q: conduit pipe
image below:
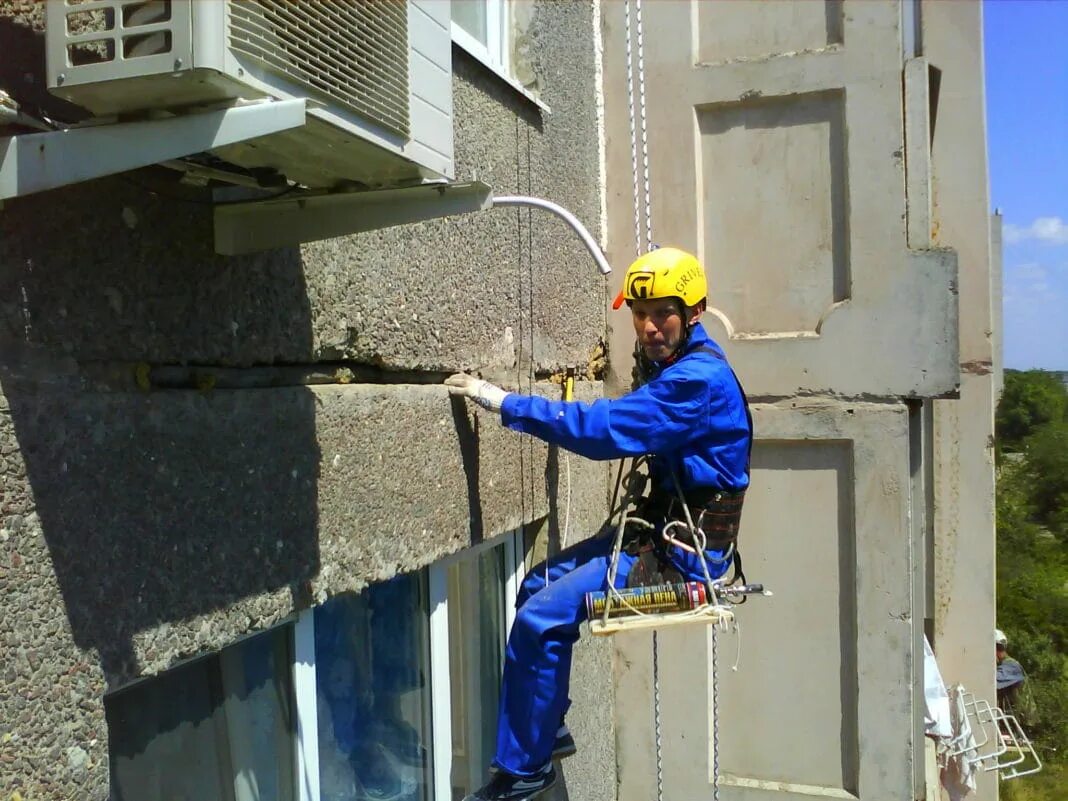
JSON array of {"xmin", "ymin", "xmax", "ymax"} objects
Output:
[{"xmin": 492, "ymin": 195, "xmax": 612, "ymax": 275}]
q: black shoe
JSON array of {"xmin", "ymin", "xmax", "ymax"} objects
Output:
[
  {"xmin": 551, "ymin": 726, "xmax": 577, "ymax": 760},
  {"xmin": 463, "ymin": 765, "xmax": 557, "ymax": 801}
]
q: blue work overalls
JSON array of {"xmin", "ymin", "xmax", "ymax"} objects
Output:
[{"xmin": 492, "ymin": 323, "xmax": 751, "ymax": 776}]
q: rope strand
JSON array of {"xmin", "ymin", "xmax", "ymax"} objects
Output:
[
  {"xmin": 654, "ymin": 630, "xmax": 665, "ymax": 801},
  {"xmin": 712, "ymin": 625, "xmax": 721, "ymax": 801},
  {"xmin": 626, "ymin": 5, "xmax": 668, "ymax": 800},
  {"xmin": 624, "ymin": 0, "xmax": 644, "ymax": 255},
  {"xmin": 635, "ymin": 0, "xmax": 653, "ymax": 249}
]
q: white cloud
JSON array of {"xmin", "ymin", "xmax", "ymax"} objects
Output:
[
  {"xmin": 1016, "ymin": 262, "xmax": 1048, "ymax": 290},
  {"xmin": 1003, "ymin": 263, "xmax": 1049, "ymax": 304},
  {"xmin": 1003, "ymin": 216, "xmax": 1068, "ymax": 245},
  {"xmin": 1003, "ymin": 260, "xmax": 1068, "ymax": 308}
]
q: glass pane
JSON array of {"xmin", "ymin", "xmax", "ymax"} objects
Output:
[
  {"xmin": 452, "ymin": 0, "xmax": 488, "ymax": 46},
  {"xmin": 106, "ymin": 627, "xmax": 295, "ymax": 801},
  {"xmin": 220, "ymin": 633, "xmax": 296, "ymax": 801},
  {"xmin": 448, "ymin": 545, "xmax": 507, "ymax": 799},
  {"xmin": 315, "ymin": 574, "xmax": 432, "ymax": 801}
]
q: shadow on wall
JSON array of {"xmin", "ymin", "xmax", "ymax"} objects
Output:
[
  {"xmin": 0, "ymin": 16, "xmax": 89, "ymax": 123},
  {"xmin": 0, "ymin": 168, "xmax": 321, "ymax": 688}
]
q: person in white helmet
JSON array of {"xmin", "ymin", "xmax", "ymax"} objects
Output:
[{"xmin": 995, "ymin": 629, "xmax": 1026, "ymax": 715}]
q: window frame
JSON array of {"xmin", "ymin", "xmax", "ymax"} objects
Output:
[
  {"xmin": 105, "ymin": 625, "xmax": 298, "ymax": 801},
  {"xmin": 449, "ymin": 0, "xmax": 551, "ymax": 112},
  {"xmin": 292, "ymin": 612, "xmax": 320, "ymax": 801},
  {"xmin": 428, "ymin": 529, "xmax": 524, "ymax": 801},
  {"xmin": 450, "ymin": 0, "xmax": 508, "ymax": 75},
  {"xmin": 288, "ymin": 528, "xmax": 525, "ymax": 801}
]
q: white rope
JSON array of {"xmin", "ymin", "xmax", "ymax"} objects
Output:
[
  {"xmin": 562, "ymin": 454, "xmax": 572, "ymax": 550},
  {"xmin": 712, "ymin": 625, "xmax": 721, "ymax": 801},
  {"xmin": 635, "ymin": 0, "xmax": 653, "ymax": 249},
  {"xmin": 653, "ymin": 629, "xmax": 664, "ymax": 801},
  {"xmin": 624, "ymin": 0, "xmax": 644, "ymax": 255},
  {"xmin": 625, "ymin": 4, "xmax": 667, "ymax": 799},
  {"xmin": 621, "ymin": 4, "xmax": 729, "ymax": 797}
]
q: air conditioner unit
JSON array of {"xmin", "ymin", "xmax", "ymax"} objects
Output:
[{"xmin": 45, "ymin": 0, "xmax": 453, "ymax": 189}]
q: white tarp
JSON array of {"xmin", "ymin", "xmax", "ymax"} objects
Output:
[{"xmin": 924, "ymin": 636, "xmax": 952, "ymax": 738}]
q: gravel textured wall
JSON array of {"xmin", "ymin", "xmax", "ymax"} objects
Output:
[{"xmin": 0, "ymin": 1, "xmax": 614, "ymax": 798}]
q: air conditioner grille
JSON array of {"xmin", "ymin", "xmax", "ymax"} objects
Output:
[{"xmin": 228, "ymin": 0, "xmax": 410, "ymax": 137}]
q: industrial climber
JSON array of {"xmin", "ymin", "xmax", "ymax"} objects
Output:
[{"xmin": 445, "ymin": 246, "xmax": 753, "ymax": 801}]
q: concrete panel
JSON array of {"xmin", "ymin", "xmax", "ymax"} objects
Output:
[
  {"xmin": 904, "ymin": 58, "xmax": 934, "ymax": 250},
  {"xmin": 615, "ymin": 399, "xmax": 915, "ymax": 801},
  {"xmin": 0, "ymin": 1, "xmax": 605, "ymax": 377},
  {"xmin": 697, "ymin": 91, "xmax": 847, "ymax": 335},
  {"xmin": 991, "ymin": 213, "xmax": 1003, "ymax": 399},
  {"xmin": 0, "ymin": 2, "xmax": 613, "ymax": 799},
  {"xmin": 716, "ymin": 441, "xmax": 857, "ymax": 791},
  {"xmin": 550, "ymin": 601, "xmax": 616, "ymax": 801},
  {"xmin": 695, "ymin": 0, "xmax": 843, "ymax": 65},
  {"xmin": 922, "ymin": 4, "xmax": 997, "ymax": 797},
  {"xmin": 602, "ymin": 0, "xmax": 960, "ymax": 399},
  {"xmin": 924, "ymin": 1, "xmax": 994, "ymax": 367},
  {"xmin": 0, "ymin": 376, "xmax": 609, "ymax": 799},
  {"xmin": 931, "ymin": 376, "xmax": 997, "ymax": 801}
]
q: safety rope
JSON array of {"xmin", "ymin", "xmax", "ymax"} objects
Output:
[
  {"xmin": 624, "ymin": 0, "xmax": 643, "ymax": 254},
  {"xmin": 653, "ymin": 629, "xmax": 664, "ymax": 801},
  {"xmin": 624, "ymin": 3, "xmax": 667, "ymax": 799},
  {"xmin": 635, "ymin": 0, "xmax": 653, "ymax": 251},
  {"xmin": 712, "ymin": 624, "xmax": 721, "ymax": 800},
  {"xmin": 621, "ymin": 1, "xmax": 721, "ymax": 797}
]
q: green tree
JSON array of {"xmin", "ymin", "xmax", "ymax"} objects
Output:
[
  {"xmin": 996, "ymin": 377, "xmax": 1068, "ymax": 796},
  {"xmin": 996, "ymin": 370, "xmax": 1068, "ymax": 451},
  {"xmin": 997, "ymin": 458, "xmax": 1068, "ymax": 773},
  {"xmin": 1022, "ymin": 420, "xmax": 1068, "ymax": 542}
]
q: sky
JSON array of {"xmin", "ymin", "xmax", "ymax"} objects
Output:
[{"xmin": 984, "ymin": 0, "xmax": 1068, "ymax": 370}]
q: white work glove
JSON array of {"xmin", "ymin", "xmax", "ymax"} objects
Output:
[{"xmin": 444, "ymin": 373, "xmax": 509, "ymax": 413}]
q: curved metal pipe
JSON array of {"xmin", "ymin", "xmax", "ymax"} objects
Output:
[{"xmin": 492, "ymin": 195, "xmax": 612, "ymax": 275}]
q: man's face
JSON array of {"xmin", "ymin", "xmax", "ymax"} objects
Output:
[
  {"xmin": 997, "ymin": 645, "xmax": 1007, "ymax": 663},
  {"xmin": 631, "ymin": 297, "xmax": 695, "ymax": 362}
]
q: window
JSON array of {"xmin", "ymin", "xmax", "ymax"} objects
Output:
[
  {"xmin": 443, "ymin": 539, "xmax": 519, "ymax": 799},
  {"xmin": 449, "ymin": 0, "xmax": 547, "ymax": 111},
  {"xmin": 106, "ymin": 532, "xmax": 524, "ymax": 801},
  {"xmin": 106, "ymin": 627, "xmax": 295, "ymax": 801},
  {"xmin": 308, "ymin": 534, "xmax": 522, "ymax": 801},
  {"xmin": 451, "ymin": 0, "xmax": 509, "ymax": 74},
  {"xmin": 313, "ymin": 573, "xmax": 433, "ymax": 801}
]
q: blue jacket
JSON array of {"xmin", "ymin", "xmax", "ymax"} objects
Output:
[{"xmin": 500, "ymin": 323, "xmax": 750, "ymax": 492}]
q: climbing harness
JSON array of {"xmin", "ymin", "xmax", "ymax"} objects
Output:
[{"xmin": 586, "ymin": 456, "xmax": 765, "ymax": 638}]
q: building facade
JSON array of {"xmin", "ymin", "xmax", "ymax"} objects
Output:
[
  {"xmin": 0, "ymin": 2, "xmax": 997, "ymax": 801},
  {"xmin": 602, "ymin": 3, "xmax": 999, "ymax": 800}
]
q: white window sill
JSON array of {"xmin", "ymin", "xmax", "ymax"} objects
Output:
[{"xmin": 450, "ymin": 23, "xmax": 551, "ymax": 114}]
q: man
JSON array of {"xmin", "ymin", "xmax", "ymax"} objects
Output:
[
  {"xmin": 445, "ymin": 247, "xmax": 752, "ymax": 801},
  {"xmin": 995, "ymin": 628, "xmax": 1026, "ymax": 715}
]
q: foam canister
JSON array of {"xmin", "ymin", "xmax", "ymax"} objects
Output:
[{"xmin": 585, "ymin": 581, "xmax": 708, "ymax": 620}]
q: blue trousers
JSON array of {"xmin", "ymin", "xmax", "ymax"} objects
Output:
[{"xmin": 493, "ymin": 531, "xmax": 731, "ymax": 776}]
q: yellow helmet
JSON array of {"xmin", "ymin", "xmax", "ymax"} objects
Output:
[{"xmin": 611, "ymin": 247, "xmax": 707, "ymax": 310}]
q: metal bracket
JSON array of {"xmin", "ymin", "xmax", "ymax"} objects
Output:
[
  {"xmin": 214, "ymin": 186, "xmax": 613, "ymax": 280},
  {"xmin": 214, "ymin": 180, "xmax": 495, "ymax": 255},
  {"xmin": 944, "ymin": 685, "xmax": 1043, "ymax": 781},
  {"xmin": 0, "ymin": 99, "xmax": 306, "ymax": 201}
]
